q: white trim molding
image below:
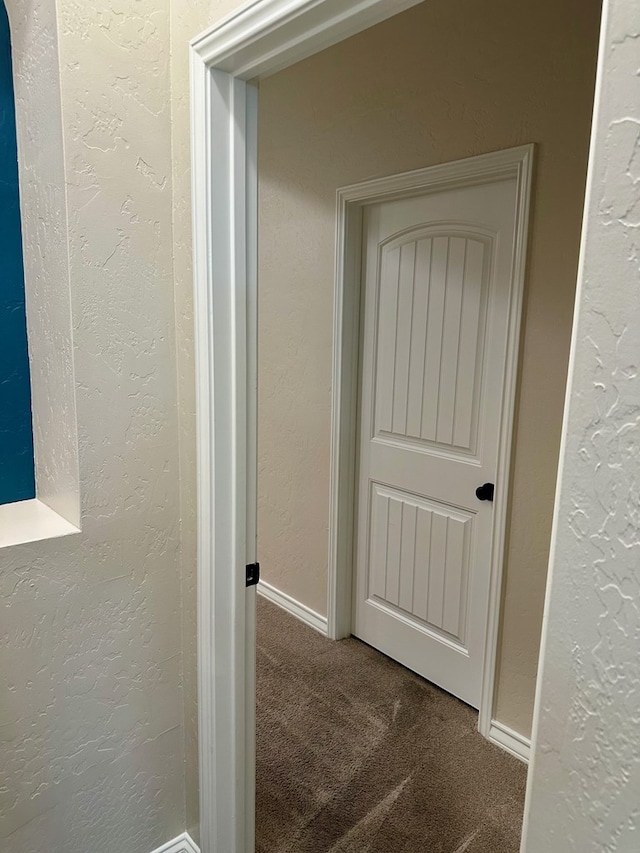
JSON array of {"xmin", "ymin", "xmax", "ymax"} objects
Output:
[
  {"xmin": 327, "ymin": 147, "xmax": 534, "ymax": 749},
  {"xmin": 190, "ymin": 54, "xmax": 258, "ymax": 853},
  {"xmin": 191, "ymin": 0, "xmax": 425, "ymax": 79},
  {"xmin": 258, "ymin": 580, "xmax": 328, "ymax": 635},
  {"xmin": 149, "ymin": 832, "xmax": 200, "ymax": 853},
  {"xmin": 489, "ymin": 721, "xmax": 531, "ymax": 764}
]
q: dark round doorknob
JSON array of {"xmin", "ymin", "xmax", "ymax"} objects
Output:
[{"xmin": 475, "ymin": 482, "xmax": 495, "ymax": 502}]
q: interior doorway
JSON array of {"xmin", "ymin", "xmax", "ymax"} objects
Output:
[
  {"xmin": 256, "ymin": 0, "xmax": 600, "ymax": 761},
  {"xmin": 256, "ymin": 146, "xmax": 535, "ymax": 850},
  {"xmin": 189, "ymin": 0, "xmax": 603, "ymax": 849}
]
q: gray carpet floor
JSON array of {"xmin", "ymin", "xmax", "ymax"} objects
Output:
[{"xmin": 256, "ymin": 596, "xmax": 527, "ymax": 853}]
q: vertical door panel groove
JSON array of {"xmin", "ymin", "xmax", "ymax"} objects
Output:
[
  {"xmin": 421, "ymin": 236, "xmax": 448, "ymax": 442},
  {"xmin": 410, "ymin": 239, "xmax": 432, "ymax": 438},
  {"xmin": 450, "ymin": 241, "xmax": 468, "ymax": 447},
  {"xmin": 454, "ymin": 239, "xmax": 485, "ymax": 450}
]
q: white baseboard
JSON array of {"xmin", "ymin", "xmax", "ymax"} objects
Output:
[
  {"xmin": 488, "ymin": 720, "xmax": 531, "ymax": 764},
  {"xmin": 258, "ymin": 579, "xmax": 328, "ymax": 635},
  {"xmin": 149, "ymin": 832, "xmax": 200, "ymax": 853}
]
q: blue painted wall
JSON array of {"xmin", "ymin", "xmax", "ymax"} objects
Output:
[{"xmin": 0, "ymin": 1, "xmax": 35, "ymax": 505}]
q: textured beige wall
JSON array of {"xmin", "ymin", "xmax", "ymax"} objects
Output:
[
  {"xmin": 257, "ymin": 0, "xmax": 601, "ymax": 737},
  {"xmin": 1, "ymin": 2, "xmax": 184, "ymax": 851},
  {"xmin": 523, "ymin": 0, "xmax": 640, "ymax": 844}
]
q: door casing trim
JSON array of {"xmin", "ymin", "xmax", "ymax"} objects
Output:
[{"xmin": 327, "ymin": 147, "xmax": 534, "ymax": 746}]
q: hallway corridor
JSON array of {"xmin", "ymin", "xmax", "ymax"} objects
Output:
[{"xmin": 256, "ymin": 597, "xmax": 526, "ymax": 853}]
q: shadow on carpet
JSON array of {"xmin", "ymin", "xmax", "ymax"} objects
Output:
[{"xmin": 257, "ymin": 597, "xmax": 527, "ymax": 853}]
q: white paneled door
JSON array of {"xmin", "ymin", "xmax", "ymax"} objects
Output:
[{"xmin": 354, "ymin": 177, "xmax": 519, "ymax": 707}]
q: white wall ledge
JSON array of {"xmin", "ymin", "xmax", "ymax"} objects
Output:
[{"xmin": 0, "ymin": 498, "xmax": 80, "ymax": 549}]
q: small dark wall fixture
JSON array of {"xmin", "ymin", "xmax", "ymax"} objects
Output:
[{"xmin": 0, "ymin": 1, "xmax": 35, "ymax": 505}]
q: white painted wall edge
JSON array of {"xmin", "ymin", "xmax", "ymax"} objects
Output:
[
  {"xmin": 489, "ymin": 720, "xmax": 531, "ymax": 764},
  {"xmin": 148, "ymin": 832, "xmax": 200, "ymax": 853},
  {"xmin": 0, "ymin": 498, "xmax": 80, "ymax": 549},
  {"xmin": 258, "ymin": 580, "xmax": 328, "ymax": 635}
]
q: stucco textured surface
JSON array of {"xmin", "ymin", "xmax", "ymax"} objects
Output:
[
  {"xmin": 1, "ymin": 2, "xmax": 184, "ymax": 852},
  {"xmin": 522, "ymin": 1, "xmax": 640, "ymax": 850},
  {"xmin": 257, "ymin": 0, "xmax": 600, "ymax": 738}
]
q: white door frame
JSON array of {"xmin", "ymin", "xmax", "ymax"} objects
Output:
[
  {"xmin": 189, "ymin": 1, "xmax": 607, "ymax": 851},
  {"xmin": 326, "ymin": 147, "xmax": 534, "ymax": 754}
]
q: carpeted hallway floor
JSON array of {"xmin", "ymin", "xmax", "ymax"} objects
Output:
[{"xmin": 256, "ymin": 596, "xmax": 527, "ymax": 853}]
